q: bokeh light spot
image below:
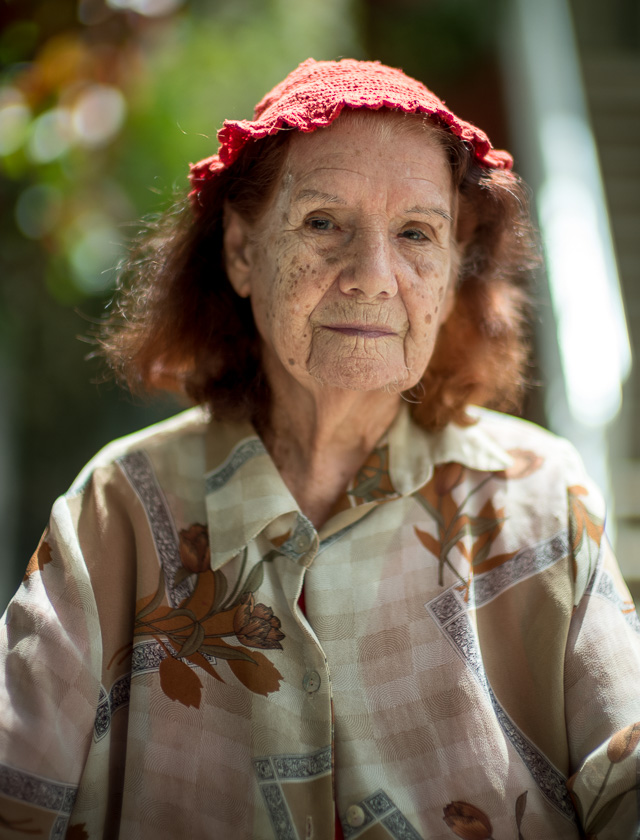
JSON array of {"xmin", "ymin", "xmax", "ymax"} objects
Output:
[
  {"xmin": 27, "ymin": 108, "xmax": 73, "ymax": 163},
  {"xmin": 68, "ymin": 212, "xmax": 123, "ymax": 294},
  {"xmin": 106, "ymin": 0, "xmax": 186, "ymax": 17},
  {"xmin": 0, "ymin": 89, "xmax": 31, "ymax": 155},
  {"xmin": 15, "ymin": 184, "xmax": 63, "ymax": 239},
  {"xmin": 72, "ymin": 84, "xmax": 126, "ymax": 148}
]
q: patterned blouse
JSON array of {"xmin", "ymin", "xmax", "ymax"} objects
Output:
[{"xmin": 1, "ymin": 405, "xmax": 639, "ymax": 840}]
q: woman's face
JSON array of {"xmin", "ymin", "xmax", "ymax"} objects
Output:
[{"xmin": 224, "ymin": 112, "xmax": 458, "ymax": 398}]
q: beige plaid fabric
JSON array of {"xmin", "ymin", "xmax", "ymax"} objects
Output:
[{"xmin": 1, "ymin": 405, "xmax": 640, "ymax": 839}]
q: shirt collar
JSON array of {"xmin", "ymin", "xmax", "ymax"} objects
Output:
[
  {"xmin": 203, "ymin": 406, "xmax": 512, "ymax": 571},
  {"xmin": 203, "ymin": 420, "xmax": 304, "ymax": 571},
  {"xmin": 390, "ymin": 404, "xmax": 513, "ymax": 493}
]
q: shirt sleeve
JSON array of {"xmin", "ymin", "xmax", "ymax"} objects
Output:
[
  {"xmin": 564, "ymin": 477, "xmax": 640, "ymax": 838},
  {"xmin": 0, "ymin": 493, "xmax": 102, "ymax": 838}
]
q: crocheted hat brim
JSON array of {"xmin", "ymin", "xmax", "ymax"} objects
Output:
[{"xmin": 189, "ymin": 58, "xmax": 513, "ymax": 196}]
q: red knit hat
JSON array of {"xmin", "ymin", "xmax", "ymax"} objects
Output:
[{"xmin": 189, "ymin": 58, "xmax": 513, "ymax": 196}]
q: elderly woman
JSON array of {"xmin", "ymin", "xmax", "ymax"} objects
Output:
[{"xmin": 1, "ymin": 59, "xmax": 639, "ymax": 840}]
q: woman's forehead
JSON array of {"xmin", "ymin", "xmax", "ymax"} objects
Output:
[{"xmin": 279, "ymin": 112, "xmax": 453, "ymax": 203}]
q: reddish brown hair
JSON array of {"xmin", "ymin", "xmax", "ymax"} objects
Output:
[{"xmin": 98, "ymin": 112, "xmax": 538, "ymax": 431}]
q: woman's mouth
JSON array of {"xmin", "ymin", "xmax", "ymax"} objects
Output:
[{"xmin": 324, "ymin": 324, "xmax": 395, "ymax": 339}]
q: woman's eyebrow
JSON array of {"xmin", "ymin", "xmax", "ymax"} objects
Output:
[
  {"xmin": 404, "ymin": 205, "xmax": 453, "ymax": 223},
  {"xmin": 293, "ymin": 188, "xmax": 347, "ymax": 206}
]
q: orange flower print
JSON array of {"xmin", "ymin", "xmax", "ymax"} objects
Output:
[
  {"xmin": 158, "ymin": 648, "xmax": 204, "ymax": 708},
  {"xmin": 581, "ymin": 722, "xmax": 640, "ymax": 834},
  {"xmin": 347, "ymin": 445, "xmax": 396, "ymax": 504},
  {"xmin": 607, "ymin": 722, "xmax": 640, "ymax": 763},
  {"xmin": 23, "ymin": 534, "xmax": 53, "ymax": 581},
  {"xmin": 414, "ymin": 466, "xmax": 514, "ymax": 590},
  {"xmin": 108, "ymin": 549, "xmax": 285, "ymax": 705},
  {"xmin": 179, "ymin": 523, "xmax": 210, "ymax": 573},
  {"xmin": 66, "ymin": 824, "xmax": 89, "ymax": 840},
  {"xmin": 501, "ymin": 449, "xmax": 544, "ymax": 480},
  {"xmin": 568, "ymin": 486, "xmax": 604, "ymax": 553},
  {"xmin": 443, "ymin": 802, "xmax": 494, "ymax": 840},
  {"xmin": 233, "ymin": 592, "xmax": 285, "ymax": 650},
  {"xmin": 568, "ymin": 485, "xmax": 603, "ymax": 583},
  {"xmin": 434, "ymin": 462, "xmax": 465, "ymax": 496}
]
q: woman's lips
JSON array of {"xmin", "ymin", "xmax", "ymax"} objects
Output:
[{"xmin": 324, "ymin": 325, "xmax": 396, "ymax": 338}]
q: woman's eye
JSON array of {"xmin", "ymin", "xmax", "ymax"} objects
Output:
[
  {"xmin": 401, "ymin": 228, "xmax": 428, "ymax": 241},
  {"xmin": 307, "ymin": 217, "xmax": 335, "ymax": 232}
]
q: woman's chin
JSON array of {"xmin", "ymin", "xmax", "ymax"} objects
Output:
[{"xmin": 307, "ymin": 358, "xmax": 412, "ymax": 394}]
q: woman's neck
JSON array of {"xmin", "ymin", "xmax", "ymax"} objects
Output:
[{"xmin": 257, "ymin": 381, "xmax": 401, "ymax": 528}]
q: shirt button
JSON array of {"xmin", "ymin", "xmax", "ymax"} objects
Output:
[
  {"xmin": 346, "ymin": 805, "xmax": 365, "ymax": 827},
  {"xmin": 293, "ymin": 532, "xmax": 312, "ymax": 553},
  {"xmin": 302, "ymin": 671, "xmax": 320, "ymax": 693}
]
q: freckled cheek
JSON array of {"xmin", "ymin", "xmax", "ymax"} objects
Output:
[
  {"xmin": 274, "ymin": 284, "xmax": 318, "ymax": 320},
  {"xmin": 265, "ymin": 289, "xmax": 316, "ymax": 356}
]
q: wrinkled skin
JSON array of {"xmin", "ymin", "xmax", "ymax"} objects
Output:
[{"xmin": 224, "ymin": 112, "xmax": 458, "ymax": 401}]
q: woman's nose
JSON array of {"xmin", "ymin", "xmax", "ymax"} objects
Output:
[{"xmin": 337, "ymin": 228, "xmax": 399, "ymax": 299}]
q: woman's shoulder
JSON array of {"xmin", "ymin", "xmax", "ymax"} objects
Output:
[
  {"xmin": 44, "ymin": 407, "xmax": 215, "ymax": 586},
  {"xmin": 468, "ymin": 407, "xmax": 586, "ymax": 466},
  {"xmin": 66, "ymin": 406, "xmax": 211, "ymax": 498},
  {"xmin": 465, "ymin": 407, "xmax": 606, "ymax": 516}
]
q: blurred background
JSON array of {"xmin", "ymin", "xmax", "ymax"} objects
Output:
[{"xmin": 0, "ymin": 0, "xmax": 638, "ymax": 610}]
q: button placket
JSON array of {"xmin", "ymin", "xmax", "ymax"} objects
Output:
[{"xmin": 302, "ymin": 670, "xmax": 321, "ymax": 694}]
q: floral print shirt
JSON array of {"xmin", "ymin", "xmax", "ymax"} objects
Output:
[{"xmin": 1, "ymin": 405, "xmax": 640, "ymax": 840}]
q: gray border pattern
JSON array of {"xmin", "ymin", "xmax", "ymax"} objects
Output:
[
  {"xmin": 52, "ymin": 814, "xmax": 70, "ymax": 840},
  {"xmin": 260, "ymin": 783, "xmax": 297, "ymax": 840},
  {"xmin": 93, "ymin": 640, "xmax": 217, "ymax": 741},
  {"xmin": 94, "ymin": 684, "xmax": 110, "ymax": 740},
  {"xmin": 253, "ymin": 747, "xmax": 332, "ymax": 783},
  {"xmin": 589, "ymin": 568, "xmax": 640, "ymax": 635},
  {"xmin": 277, "ymin": 515, "xmax": 318, "ymax": 563},
  {"xmin": 130, "ymin": 637, "xmax": 215, "ymax": 673},
  {"xmin": 381, "ymin": 810, "xmax": 424, "ymax": 840},
  {"xmin": 0, "ymin": 760, "xmax": 77, "ymax": 838},
  {"xmin": 272, "ymin": 749, "xmax": 332, "ymax": 780},
  {"xmin": 427, "ymin": 581, "xmax": 576, "ymax": 822},
  {"xmin": 93, "ymin": 674, "xmax": 131, "ymax": 742},
  {"xmin": 316, "ymin": 508, "xmax": 378, "ymax": 556},
  {"xmin": 253, "ymin": 747, "xmax": 332, "ymax": 840},
  {"xmin": 0, "ymin": 762, "xmax": 77, "ymax": 813},
  {"xmin": 205, "ymin": 438, "xmax": 266, "ymax": 493},
  {"xmin": 131, "ymin": 637, "xmax": 175, "ymax": 673},
  {"xmin": 472, "ymin": 532, "xmax": 570, "ymax": 607},
  {"xmin": 118, "ymin": 451, "xmax": 191, "ymax": 607},
  {"xmin": 365, "ymin": 791, "xmax": 394, "ymax": 818}
]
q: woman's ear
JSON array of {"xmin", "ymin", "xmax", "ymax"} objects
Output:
[{"xmin": 223, "ymin": 207, "xmax": 253, "ymax": 298}]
